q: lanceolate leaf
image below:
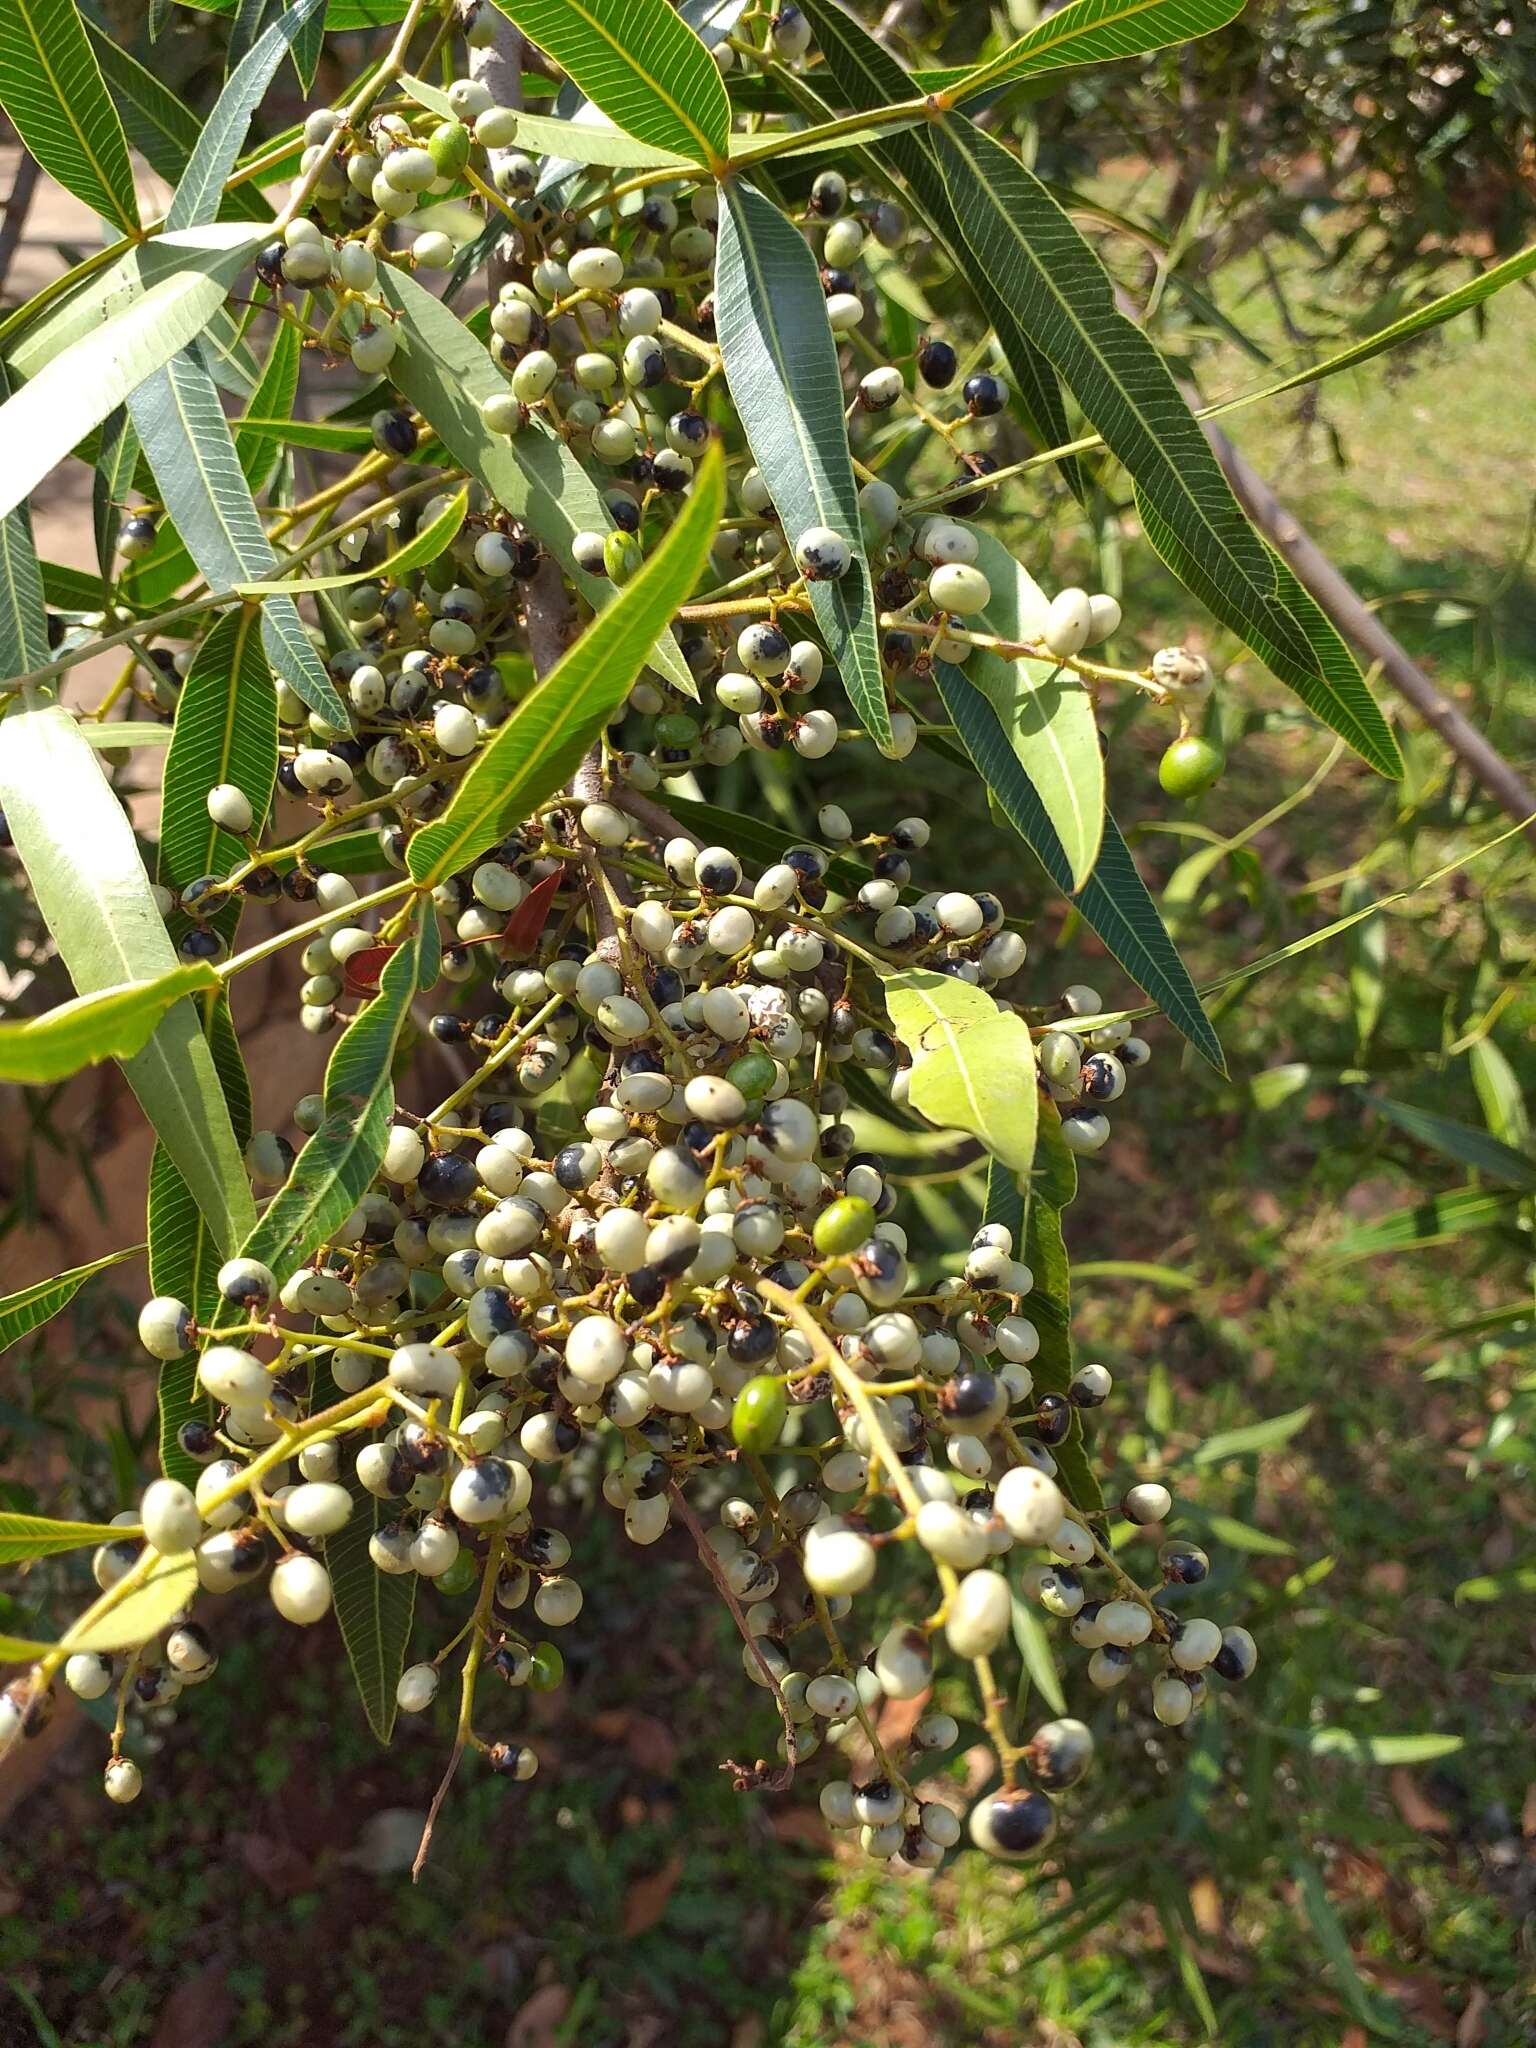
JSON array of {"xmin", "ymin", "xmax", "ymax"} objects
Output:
[
  {"xmin": 713, "ymin": 180, "xmax": 893, "ymax": 752},
  {"xmin": 409, "ymin": 446, "xmax": 724, "ymax": 886},
  {"xmin": 398, "ymin": 77, "xmax": 692, "ymax": 168},
  {"xmin": 0, "ymin": 1245, "xmax": 140, "ymax": 1357},
  {"xmin": 0, "ymin": 0, "xmax": 138, "ymax": 232},
  {"xmin": 0, "ymin": 361, "xmax": 49, "ymax": 684},
  {"xmin": 1370, "ymin": 1097, "xmax": 1536, "ymax": 1190},
  {"xmin": 0, "ymin": 228, "xmax": 265, "ymax": 527},
  {"xmin": 1328, "ymin": 1185, "xmax": 1524, "ymax": 1261},
  {"xmin": 930, "ymin": 114, "xmax": 1400, "ymax": 776},
  {"xmin": 166, "ymin": 0, "xmax": 325, "ymax": 229},
  {"xmin": 0, "ymin": 964, "xmax": 222, "ymax": 1083},
  {"xmin": 231, "ymin": 915, "xmax": 440, "ymax": 1289},
  {"xmin": 0, "ymin": 1510, "xmax": 144, "ymax": 1562},
  {"xmin": 313, "ymin": 1358, "xmax": 414, "ymax": 1744},
  {"xmin": 958, "ymin": 519, "xmax": 1104, "ymax": 887},
  {"xmin": 0, "ymin": 696, "xmax": 255, "ymax": 1254},
  {"xmin": 377, "ymin": 262, "xmax": 695, "ymax": 696},
  {"xmin": 935, "ymin": 659, "xmax": 1225, "ymax": 1071},
  {"xmin": 927, "ymin": 0, "xmax": 1246, "ymax": 99},
  {"xmin": 238, "ymin": 488, "xmax": 468, "ymax": 596},
  {"xmin": 128, "ymin": 347, "xmax": 349, "ymax": 727},
  {"xmin": 151, "ymin": 995, "xmax": 251, "ymax": 1483},
  {"xmin": 92, "ymin": 406, "xmax": 141, "ymax": 586},
  {"xmin": 238, "ymin": 314, "xmax": 301, "ymax": 496},
  {"xmin": 158, "ymin": 607, "xmax": 277, "ymax": 935},
  {"xmin": 485, "ymin": 0, "xmax": 730, "ymax": 167},
  {"xmin": 1020, "ymin": 1193, "xmax": 1102, "ymax": 1513},
  {"xmin": 63, "ymin": 1551, "xmax": 200, "ymax": 1653},
  {"xmin": 880, "ymin": 968, "xmax": 1038, "ymax": 1174},
  {"xmin": 796, "ymin": 1, "xmax": 1078, "ymax": 493},
  {"xmin": 82, "ymin": 14, "xmax": 268, "ymax": 219}
]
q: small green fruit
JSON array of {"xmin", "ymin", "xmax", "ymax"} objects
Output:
[
  {"xmin": 1158, "ymin": 734, "xmax": 1225, "ymax": 799},
  {"xmin": 813, "ymin": 1195, "xmax": 877, "ymax": 1258},
  {"xmin": 732, "ymin": 1374, "xmax": 788, "ymax": 1453},
  {"xmin": 435, "ymin": 1550, "xmax": 478, "ymax": 1597},
  {"xmin": 528, "ymin": 1641, "xmax": 565, "ymax": 1692},
  {"xmin": 603, "ymin": 530, "xmax": 642, "ymax": 583},
  {"xmin": 427, "ymin": 120, "xmax": 470, "ymax": 177}
]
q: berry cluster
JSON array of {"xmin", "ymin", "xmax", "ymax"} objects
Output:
[{"xmin": 3, "ymin": 10, "xmax": 1255, "ymax": 1866}]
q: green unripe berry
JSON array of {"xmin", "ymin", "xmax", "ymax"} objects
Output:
[
  {"xmin": 435, "ymin": 1549, "xmax": 479, "ymax": 1597},
  {"xmin": 427, "ymin": 120, "xmax": 470, "ymax": 177},
  {"xmin": 528, "ymin": 1641, "xmax": 565, "ymax": 1691},
  {"xmin": 603, "ymin": 531, "xmax": 642, "ymax": 583},
  {"xmin": 725, "ymin": 1050, "xmax": 777, "ymax": 1098},
  {"xmin": 813, "ymin": 1195, "xmax": 877, "ymax": 1257},
  {"xmin": 732, "ymin": 1374, "xmax": 788, "ymax": 1452},
  {"xmin": 1158, "ymin": 734, "xmax": 1225, "ymax": 799},
  {"xmin": 653, "ymin": 711, "xmax": 698, "ymax": 748}
]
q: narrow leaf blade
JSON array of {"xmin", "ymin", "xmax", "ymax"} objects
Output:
[
  {"xmin": 880, "ymin": 968, "xmax": 1038, "ymax": 1173},
  {"xmin": 0, "ymin": 1245, "xmax": 140, "ymax": 1356},
  {"xmin": 0, "ymin": 0, "xmax": 138, "ymax": 231}
]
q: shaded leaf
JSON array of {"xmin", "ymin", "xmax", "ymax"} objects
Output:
[
  {"xmin": 82, "ymin": 16, "xmax": 270, "ymax": 220},
  {"xmin": 1190, "ymin": 1405, "xmax": 1312, "ymax": 1464},
  {"xmin": 1371, "ymin": 1097, "xmax": 1536, "ymax": 1190},
  {"xmin": 713, "ymin": 180, "xmax": 891, "ymax": 750},
  {"xmin": 1020, "ymin": 1191, "xmax": 1102, "ymax": 1512},
  {"xmin": 0, "ymin": 0, "xmax": 137, "ymax": 231},
  {"xmin": 64, "ymin": 1550, "xmax": 200, "ymax": 1653},
  {"xmin": 485, "ymin": 0, "xmax": 730, "ymax": 165},
  {"xmin": 409, "ymin": 444, "xmax": 724, "ymax": 886},
  {"xmin": 0, "ymin": 1245, "xmax": 140, "ymax": 1356},
  {"xmin": 238, "ymin": 487, "xmax": 468, "ymax": 595},
  {"xmin": 166, "ymin": 0, "xmax": 325, "ymax": 229},
  {"xmin": 1010, "ymin": 1591, "xmax": 1067, "ymax": 1715},
  {"xmin": 0, "ymin": 358, "xmax": 49, "ymax": 683}
]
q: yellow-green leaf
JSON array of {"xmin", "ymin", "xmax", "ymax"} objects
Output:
[
  {"xmin": 881, "ymin": 968, "xmax": 1038, "ymax": 1173},
  {"xmin": 63, "ymin": 1549, "xmax": 200, "ymax": 1654}
]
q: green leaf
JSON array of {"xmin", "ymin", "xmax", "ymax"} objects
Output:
[
  {"xmin": 158, "ymin": 607, "xmax": 277, "ymax": 939},
  {"xmin": 236, "ymin": 310, "xmax": 302, "ymax": 497},
  {"xmin": 1190, "ymin": 1405, "xmax": 1313, "ymax": 1465},
  {"xmin": 983, "ymin": 1150, "xmax": 1025, "ymax": 1243},
  {"xmin": 0, "ymin": 1245, "xmax": 140, "ymax": 1356},
  {"xmin": 166, "ymin": 0, "xmax": 324, "ymax": 229},
  {"xmin": 1288, "ymin": 1852, "xmax": 1392, "ymax": 2032},
  {"xmin": 934, "ymin": 660, "xmax": 1225, "ymax": 1070},
  {"xmin": 713, "ymin": 180, "xmax": 892, "ymax": 751},
  {"xmin": 233, "ymin": 414, "xmax": 376, "ymax": 455},
  {"xmin": 880, "ymin": 968, "xmax": 1037, "ymax": 1173},
  {"xmin": 0, "ymin": 360, "xmax": 49, "ymax": 684},
  {"xmin": 957, "ymin": 519, "xmax": 1103, "ymax": 886},
  {"xmin": 376, "ymin": 262, "xmax": 695, "ymax": 698},
  {"xmin": 401, "ymin": 77, "xmax": 692, "ymax": 167},
  {"xmin": 83, "ymin": 722, "xmax": 173, "ymax": 751},
  {"xmin": 1454, "ymin": 1561, "xmax": 1536, "ymax": 1605},
  {"xmin": 0, "ymin": 226, "xmax": 265, "ymax": 527},
  {"xmin": 797, "ymin": 1, "xmax": 1078, "ymax": 492},
  {"xmin": 1329, "ymin": 1184, "xmax": 1524, "ymax": 1261},
  {"xmin": 92, "ymin": 405, "xmax": 142, "ymax": 586},
  {"xmin": 313, "ymin": 1359, "xmax": 415, "ymax": 1743},
  {"xmin": 927, "ymin": 112, "xmax": 1399, "ymax": 777},
  {"xmin": 0, "ymin": 967, "xmax": 229, "ymax": 1083},
  {"xmin": 1283, "ymin": 1727, "xmax": 1464, "ymax": 1766},
  {"xmin": 1341, "ymin": 875, "xmax": 1385, "ymax": 1049},
  {"xmin": 930, "ymin": 0, "xmax": 1245, "ymax": 99},
  {"xmin": 1072, "ymin": 1259, "xmax": 1194, "ymax": 1288},
  {"xmin": 1009, "ymin": 1592, "xmax": 1067, "ymax": 1715},
  {"xmin": 1370, "ymin": 1097, "xmax": 1536, "ymax": 1190},
  {"xmin": 1020, "ymin": 1193, "xmax": 1102, "ymax": 1512},
  {"xmin": 0, "ymin": 695, "xmax": 255, "ymax": 1254},
  {"xmin": 1134, "ymin": 490, "xmax": 1402, "ymax": 778},
  {"xmin": 0, "ymin": 0, "xmax": 138, "ymax": 231},
  {"xmin": 1469, "ymin": 1037, "xmax": 1530, "ymax": 1156},
  {"xmin": 63, "ymin": 1550, "xmax": 200, "ymax": 1653},
  {"xmin": 229, "ymin": 915, "xmax": 439, "ymax": 1290},
  {"xmin": 409, "ymin": 446, "xmax": 724, "ymax": 886},
  {"xmin": 0, "ymin": 1509, "xmax": 143, "ymax": 1563},
  {"xmin": 485, "ymin": 0, "xmax": 729, "ymax": 166},
  {"xmin": 128, "ymin": 347, "xmax": 350, "ymax": 728},
  {"xmin": 237, "ymin": 487, "xmax": 468, "ymax": 596},
  {"xmin": 82, "ymin": 17, "xmax": 270, "ymax": 220}
]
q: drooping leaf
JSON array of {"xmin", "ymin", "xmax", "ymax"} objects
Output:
[
  {"xmin": 409, "ymin": 445, "xmax": 724, "ymax": 886},
  {"xmin": 1020, "ymin": 1192, "xmax": 1102, "ymax": 1512},
  {"xmin": 1328, "ymin": 1185, "xmax": 1524, "ymax": 1261},
  {"xmin": 0, "ymin": 0, "xmax": 138, "ymax": 231},
  {"xmin": 312, "ymin": 1357, "xmax": 414, "ymax": 1744},
  {"xmin": 376, "ymin": 262, "xmax": 695, "ymax": 697},
  {"xmin": 81, "ymin": 14, "xmax": 270, "ymax": 219},
  {"xmin": 0, "ymin": 359, "xmax": 49, "ymax": 684},
  {"xmin": 956, "ymin": 519, "xmax": 1104, "ymax": 886},
  {"xmin": 1369, "ymin": 1097, "xmax": 1536, "ymax": 1190},
  {"xmin": 158, "ymin": 607, "xmax": 277, "ymax": 945},
  {"xmin": 0, "ymin": 965, "xmax": 227, "ymax": 1083},
  {"xmin": 713, "ymin": 180, "xmax": 892, "ymax": 751},
  {"xmin": 0, "ymin": 1245, "xmax": 140, "ymax": 1356},
  {"xmin": 880, "ymin": 968, "xmax": 1038, "ymax": 1173},
  {"xmin": 237, "ymin": 487, "xmax": 468, "ymax": 596},
  {"xmin": 1189, "ymin": 1405, "xmax": 1313, "ymax": 1464},
  {"xmin": 63, "ymin": 1550, "xmax": 200, "ymax": 1653},
  {"xmin": 0, "ymin": 696, "xmax": 255, "ymax": 1254},
  {"xmin": 0, "ymin": 227, "xmax": 265, "ymax": 527},
  {"xmin": 934, "ymin": 660, "xmax": 1224, "ymax": 1070},
  {"xmin": 929, "ymin": 112, "xmax": 1400, "ymax": 776},
  {"xmin": 797, "ymin": 0, "xmax": 1078, "ymax": 492},
  {"xmin": 484, "ymin": 0, "xmax": 730, "ymax": 166},
  {"xmin": 128, "ymin": 346, "xmax": 349, "ymax": 727},
  {"xmin": 0, "ymin": 1509, "xmax": 144, "ymax": 1562},
  {"xmin": 166, "ymin": 0, "xmax": 325, "ymax": 228},
  {"xmin": 227, "ymin": 914, "xmax": 439, "ymax": 1290},
  {"xmin": 924, "ymin": 0, "xmax": 1246, "ymax": 98}
]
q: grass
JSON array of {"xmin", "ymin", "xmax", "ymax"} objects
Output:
[{"xmin": 3, "ymin": 209, "xmax": 1535, "ymax": 2048}]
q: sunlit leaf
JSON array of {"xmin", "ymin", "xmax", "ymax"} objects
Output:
[
  {"xmin": 0, "ymin": 0, "xmax": 138, "ymax": 231},
  {"xmin": 880, "ymin": 968, "xmax": 1037, "ymax": 1173},
  {"xmin": 0, "ymin": 1245, "xmax": 141, "ymax": 1357}
]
